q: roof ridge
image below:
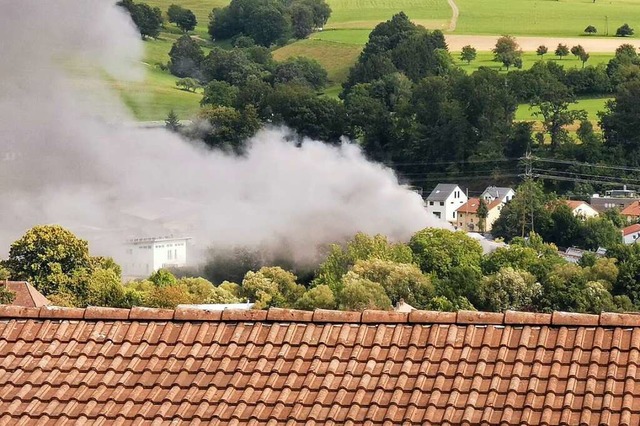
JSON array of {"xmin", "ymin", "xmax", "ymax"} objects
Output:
[{"xmin": 1, "ymin": 306, "xmax": 639, "ymax": 327}]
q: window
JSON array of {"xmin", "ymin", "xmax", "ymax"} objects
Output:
[
  {"xmin": 434, "ymin": 212, "xmax": 441, "ymax": 219},
  {"xmin": 175, "ymin": 249, "xmax": 178, "ymax": 259},
  {"xmin": 452, "ymin": 212, "xmax": 456, "ymax": 218},
  {"xmin": 167, "ymin": 250, "xmax": 172, "ymax": 260},
  {"xmin": 429, "ymin": 201, "xmax": 434, "ymax": 206},
  {"xmin": 440, "ymin": 202, "xmax": 444, "ymax": 206}
]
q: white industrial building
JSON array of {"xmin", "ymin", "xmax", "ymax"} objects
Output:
[{"xmin": 123, "ymin": 236, "xmax": 191, "ymax": 278}]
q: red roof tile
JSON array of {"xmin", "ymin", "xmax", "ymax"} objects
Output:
[
  {"xmin": 1, "ymin": 308, "xmax": 640, "ymax": 425},
  {"xmin": 457, "ymin": 198, "xmax": 502, "ymax": 214},
  {"xmin": 621, "ymin": 201, "xmax": 640, "ymax": 217},
  {"xmin": 1, "ymin": 281, "xmax": 50, "ymax": 308},
  {"xmin": 622, "ymin": 223, "xmax": 640, "ymax": 236}
]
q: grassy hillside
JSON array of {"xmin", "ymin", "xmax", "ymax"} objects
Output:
[
  {"xmin": 145, "ymin": 0, "xmax": 227, "ymax": 37},
  {"xmin": 455, "ymin": 0, "xmax": 640, "ymax": 37}
]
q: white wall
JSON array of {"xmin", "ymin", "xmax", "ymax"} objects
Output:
[
  {"xmin": 426, "ymin": 186, "xmax": 467, "ymax": 223},
  {"xmin": 123, "ymin": 238, "xmax": 190, "ymax": 278},
  {"xmin": 624, "ymin": 232, "xmax": 640, "ymax": 245}
]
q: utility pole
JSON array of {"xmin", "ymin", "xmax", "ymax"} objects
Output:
[{"xmin": 605, "ymin": 15, "xmax": 609, "ymax": 36}]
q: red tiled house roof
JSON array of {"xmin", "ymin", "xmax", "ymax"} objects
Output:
[
  {"xmin": 2, "ymin": 281, "xmax": 50, "ymax": 307},
  {"xmin": 623, "ymin": 223, "xmax": 640, "ymax": 236},
  {"xmin": 1, "ymin": 306, "xmax": 640, "ymax": 425},
  {"xmin": 621, "ymin": 201, "xmax": 640, "ymax": 217}
]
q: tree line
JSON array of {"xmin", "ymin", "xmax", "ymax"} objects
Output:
[{"xmin": 2, "ymin": 223, "xmax": 639, "ymax": 314}]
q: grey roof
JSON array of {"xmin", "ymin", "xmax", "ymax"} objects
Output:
[
  {"xmin": 482, "ymin": 186, "xmax": 514, "ymax": 199},
  {"xmin": 426, "ymin": 184, "xmax": 460, "ymax": 201}
]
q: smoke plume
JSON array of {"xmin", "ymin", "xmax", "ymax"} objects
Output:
[{"xmin": 0, "ymin": 1, "xmax": 442, "ymax": 266}]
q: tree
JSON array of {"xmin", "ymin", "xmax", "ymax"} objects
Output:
[
  {"xmin": 176, "ymin": 78, "xmax": 200, "ymax": 92},
  {"xmin": 584, "ymin": 25, "xmax": 597, "ymax": 35},
  {"xmin": 349, "ymin": 259, "xmax": 434, "ymax": 308},
  {"xmin": 536, "ymin": 45, "xmax": 548, "ymax": 58},
  {"xmin": 274, "ymin": 57, "xmax": 328, "ymax": 90},
  {"xmin": 206, "ymin": 286, "xmax": 241, "ymax": 303},
  {"xmin": 555, "ymin": 43, "xmax": 569, "ymax": 60},
  {"xmin": 167, "ymin": 4, "xmax": 183, "ymax": 23},
  {"xmin": 168, "ymin": 35, "xmax": 204, "ymax": 78},
  {"xmin": 492, "ymin": 35, "xmax": 522, "ymax": 70},
  {"xmin": 201, "ymin": 80, "xmax": 239, "ymax": 107},
  {"xmin": 145, "ymin": 283, "xmax": 193, "ymax": 308},
  {"xmin": 339, "ymin": 272, "xmax": 392, "ymax": 311},
  {"xmin": 477, "ymin": 199, "xmax": 489, "ymax": 233},
  {"xmin": 571, "ymin": 45, "xmax": 590, "ymax": 67},
  {"xmin": 532, "ymin": 82, "xmax": 586, "ymax": 148},
  {"xmin": 616, "ymin": 24, "xmax": 634, "ymax": 37},
  {"xmin": 290, "ymin": 3, "xmax": 314, "ymax": 38},
  {"xmin": 600, "ymin": 80, "xmax": 640, "ymax": 164},
  {"xmin": 409, "ymin": 228, "xmax": 483, "ymax": 278},
  {"xmin": 165, "ymin": 109, "xmax": 181, "ymax": 131},
  {"xmin": 477, "ymin": 267, "xmax": 542, "ymax": 312},
  {"xmin": 0, "ymin": 266, "xmax": 10, "ymax": 280},
  {"xmin": 118, "ymin": 1, "xmax": 163, "ymax": 39},
  {"xmin": 198, "ymin": 105, "xmax": 261, "ymax": 152},
  {"xmin": 86, "ymin": 268, "xmax": 126, "ymax": 307},
  {"xmin": 313, "ymin": 233, "xmax": 413, "ymax": 293},
  {"xmin": 295, "ymin": 285, "xmax": 336, "ymax": 310},
  {"xmin": 241, "ymin": 267, "xmax": 305, "ymax": 309},
  {"xmin": 492, "ymin": 181, "xmax": 551, "ymax": 240},
  {"xmin": 0, "ymin": 285, "xmax": 15, "ymax": 305},
  {"xmin": 175, "ymin": 9, "xmax": 197, "ymax": 32},
  {"xmin": 149, "ymin": 269, "xmax": 177, "ymax": 286},
  {"xmin": 4, "ymin": 225, "xmax": 91, "ymax": 296},
  {"xmin": 460, "ymin": 45, "xmax": 477, "ymax": 64}
]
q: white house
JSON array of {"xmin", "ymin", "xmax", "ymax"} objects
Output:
[
  {"xmin": 481, "ymin": 186, "xmax": 515, "ymax": 203},
  {"xmin": 123, "ymin": 236, "xmax": 191, "ymax": 278},
  {"xmin": 623, "ymin": 224, "xmax": 640, "ymax": 245},
  {"xmin": 564, "ymin": 200, "xmax": 599, "ymax": 219},
  {"xmin": 425, "ymin": 184, "xmax": 467, "ymax": 223}
]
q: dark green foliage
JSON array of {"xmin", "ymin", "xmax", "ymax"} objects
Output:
[
  {"xmin": 165, "ymin": 109, "xmax": 181, "ymax": 131},
  {"xmin": 167, "ymin": 4, "xmax": 197, "ymax": 32},
  {"xmin": 584, "ymin": 25, "xmax": 597, "ymax": 34},
  {"xmin": 118, "ymin": 0, "xmax": 163, "ymax": 39},
  {"xmin": 0, "ymin": 286, "xmax": 15, "ymax": 305},
  {"xmin": 600, "ymin": 80, "xmax": 640, "ymax": 165},
  {"xmin": 536, "ymin": 45, "xmax": 548, "ymax": 57},
  {"xmin": 201, "ymin": 80, "xmax": 239, "ymax": 107},
  {"xmin": 198, "ymin": 105, "xmax": 261, "ymax": 152},
  {"xmin": 460, "ymin": 45, "xmax": 477, "ymax": 64},
  {"xmin": 208, "ymin": 0, "xmax": 331, "ymax": 45},
  {"xmin": 409, "ymin": 228, "xmax": 483, "ymax": 278},
  {"xmin": 555, "ymin": 43, "xmax": 569, "ymax": 59},
  {"xmin": 273, "ymin": 56, "xmax": 328, "ymax": 89},
  {"xmin": 168, "ymin": 35, "xmax": 204, "ymax": 78},
  {"xmin": 616, "ymin": 23, "xmax": 634, "ymax": 37},
  {"xmin": 202, "ymin": 47, "xmax": 268, "ymax": 85},
  {"xmin": 492, "ymin": 35, "xmax": 522, "ymax": 70}
]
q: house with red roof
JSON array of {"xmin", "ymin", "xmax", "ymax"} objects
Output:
[
  {"xmin": 621, "ymin": 201, "xmax": 640, "ymax": 223},
  {"xmin": 0, "ymin": 305, "xmax": 639, "ymax": 424},
  {"xmin": 622, "ymin": 223, "xmax": 640, "ymax": 244},
  {"xmin": 455, "ymin": 197, "xmax": 503, "ymax": 233}
]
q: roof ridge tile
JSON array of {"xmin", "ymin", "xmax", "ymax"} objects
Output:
[
  {"xmin": 174, "ymin": 306, "xmax": 222, "ymax": 321},
  {"xmin": 0, "ymin": 305, "xmax": 40, "ymax": 319},
  {"xmin": 457, "ymin": 311, "xmax": 504, "ymax": 325},
  {"xmin": 129, "ymin": 307, "xmax": 174, "ymax": 321},
  {"xmin": 504, "ymin": 310, "xmax": 551, "ymax": 325},
  {"xmin": 362, "ymin": 310, "xmax": 408, "ymax": 324},
  {"xmin": 551, "ymin": 311, "xmax": 599, "ymax": 326},
  {"xmin": 266, "ymin": 308, "xmax": 313, "ymax": 322},
  {"xmin": 84, "ymin": 307, "xmax": 130, "ymax": 321},
  {"xmin": 39, "ymin": 306, "xmax": 85, "ymax": 320},
  {"xmin": 599, "ymin": 312, "xmax": 640, "ymax": 327},
  {"xmin": 312, "ymin": 309, "xmax": 361, "ymax": 323}
]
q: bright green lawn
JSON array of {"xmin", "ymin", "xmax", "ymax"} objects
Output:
[
  {"xmin": 516, "ymin": 97, "xmax": 612, "ymax": 122},
  {"xmin": 324, "ymin": 0, "xmax": 451, "ymax": 30},
  {"xmin": 455, "ymin": 51, "xmax": 614, "ymax": 73},
  {"xmin": 454, "ymin": 0, "xmax": 640, "ymax": 37}
]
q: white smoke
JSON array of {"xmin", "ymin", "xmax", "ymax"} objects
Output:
[{"xmin": 0, "ymin": 0, "xmax": 443, "ymax": 266}]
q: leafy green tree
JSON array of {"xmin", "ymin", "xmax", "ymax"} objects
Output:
[
  {"xmin": 201, "ymin": 80, "xmax": 239, "ymax": 107},
  {"xmin": 605, "ymin": 243, "xmax": 640, "ymax": 303},
  {"xmin": 295, "ymin": 285, "xmax": 336, "ymax": 310},
  {"xmin": 616, "ymin": 24, "xmax": 634, "ymax": 37},
  {"xmin": 86, "ymin": 268, "xmax": 126, "ymax": 307},
  {"xmin": 477, "ymin": 199, "xmax": 489, "ymax": 233},
  {"xmin": 198, "ymin": 105, "xmax": 261, "ymax": 152},
  {"xmin": 149, "ymin": 269, "xmax": 177, "ymax": 287},
  {"xmin": 290, "ymin": 3, "xmax": 314, "ymax": 38},
  {"xmin": 555, "ymin": 43, "xmax": 569, "ymax": 60},
  {"xmin": 536, "ymin": 45, "xmax": 548, "ymax": 58},
  {"xmin": 179, "ymin": 277, "xmax": 216, "ymax": 302},
  {"xmin": 339, "ymin": 272, "xmax": 392, "ymax": 311},
  {"xmin": 241, "ymin": 266, "xmax": 305, "ymax": 309},
  {"xmin": 176, "ymin": 9, "xmax": 197, "ymax": 32},
  {"xmin": 571, "ymin": 45, "xmax": 590, "ymax": 67},
  {"xmin": 477, "ymin": 267, "xmax": 542, "ymax": 312},
  {"xmin": 119, "ymin": 1, "xmax": 163, "ymax": 39},
  {"xmin": 145, "ymin": 283, "xmax": 193, "ymax": 308},
  {"xmin": 313, "ymin": 233, "xmax": 413, "ymax": 293},
  {"xmin": 247, "ymin": 5, "xmax": 290, "ymax": 46},
  {"xmin": 600, "ymin": 80, "xmax": 640, "ymax": 165},
  {"xmin": 492, "ymin": 180, "xmax": 552, "ymax": 240},
  {"xmin": 0, "ymin": 266, "xmax": 11, "ymax": 280},
  {"xmin": 201, "ymin": 47, "xmax": 266, "ymax": 85},
  {"xmin": 460, "ymin": 45, "xmax": 477, "ymax": 64},
  {"xmin": 584, "ymin": 25, "xmax": 597, "ymax": 35},
  {"xmin": 409, "ymin": 228, "xmax": 483, "ymax": 278},
  {"xmin": 579, "ymin": 217, "xmax": 621, "ymax": 250},
  {"xmin": 532, "ymin": 82, "xmax": 586, "ymax": 148},
  {"xmin": 169, "ymin": 35, "xmax": 204, "ymax": 78},
  {"xmin": 176, "ymin": 77, "xmax": 200, "ymax": 92},
  {"xmin": 274, "ymin": 57, "xmax": 328, "ymax": 90},
  {"xmin": 492, "ymin": 35, "xmax": 522, "ymax": 70},
  {"xmin": 206, "ymin": 286, "xmax": 241, "ymax": 303},
  {"xmin": 349, "ymin": 259, "xmax": 434, "ymax": 308},
  {"xmin": 602, "ymin": 208, "xmax": 627, "ymax": 228},
  {"xmin": 4, "ymin": 225, "xmax": 92, "ymax": 296}
]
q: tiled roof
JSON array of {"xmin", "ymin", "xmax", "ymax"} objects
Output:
[
  {"xmin": 621, "ymin": 200, "xmax": 640, "ymax": 216},
  {"xmin": 1, "ymin": 306, "xmax": 640, "ymax": 425},
  {"xmin": 481, "ymin": 186, "xmax": 513, "ymax": 200},
  {"xmin": 622, "ymin": 223, "xmax": 640, "ymax": 236},
  {"xmin": 426, "ymin": 183, "xmax": 460, "ymax": 201},
  {"xmin": 2, "ymin": 281, "xmax": 50, "ymax": 307},
  {"xmin": 564, "ymin": 200, "xmax": 587, "ymax": 210},
  {"xmin": 456, "ymin": 198, "xmax": 501, "ymax": 214}
]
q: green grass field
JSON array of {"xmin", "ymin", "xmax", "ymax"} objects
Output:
[
  {"xmin": 454, "ymin": 0, "xmax": 640, "ymax": 37},
  {"xmin": 455, "ymin": 51, "xmax": 613, "ymax": 73},
  {"xmin": 516, "ymin": 97, "xmax": 612, "ymax": 122},
  {"xmin": 145, "ymin": 0, "xmax": 228, "ymax": 37},
  {"xmin": 324, "ymin": 0, "xmax": 451, "ymax": 30}
]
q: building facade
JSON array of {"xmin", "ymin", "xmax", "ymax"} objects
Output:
[
  {"xmin": 425, "ymin": 184, "xmax": 467, "ymax": 223},
  {"xmin": 123, "ymin": 236, "xmax": 191, "ymax": 278}
]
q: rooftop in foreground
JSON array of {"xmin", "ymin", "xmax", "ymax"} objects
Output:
[{"xmin": 1, "ymin": 306, "xmax": 639, "ymax": 425}]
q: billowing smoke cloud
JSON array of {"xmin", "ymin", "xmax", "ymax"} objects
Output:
[{"xmin": 0, "ymin": 1, "xmax": 443, "ymax": 266}]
